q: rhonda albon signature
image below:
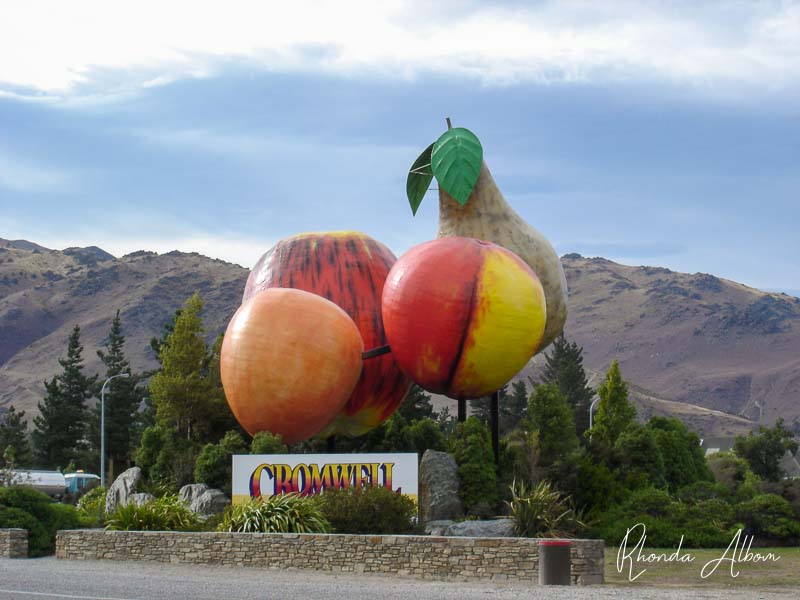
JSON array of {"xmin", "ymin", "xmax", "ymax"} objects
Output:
[{"xmin": 616, "ymin": 523, "xmax": 781, "ymax": 582}]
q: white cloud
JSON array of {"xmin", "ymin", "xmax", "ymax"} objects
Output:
[{"xmin": 1, "ymin": 1, "xmax": 798, "ymax": 96}]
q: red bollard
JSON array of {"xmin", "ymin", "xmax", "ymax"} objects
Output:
[{"xmin": 538, "ymin": 540, "xmax": 572, "ymax": 585}]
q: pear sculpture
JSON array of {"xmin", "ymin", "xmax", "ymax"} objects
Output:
[
  {"xmin": 437, "ymin": 162, "xmax": 567, "ymax": 350},
  {"xmin": 406, "ymin": 123, "xmax": 568, "ymax": 352}
]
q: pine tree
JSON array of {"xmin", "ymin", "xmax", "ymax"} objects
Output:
[
  {"xmin": 0, "ymin": 405, "xmax": 33, "ymax": 467},
  {"xmin": 397, "ymin": 384, "xmax": 434, "ymax": 421},
  {"xmin": 32, "ymin": 325, "xmax": 97, "ymax": 469},
  {"xmin": 469, "ymin": 385, "xmax": 508, "ymax": 424},
  {"xmin": 203, "ymin": 333, "xmax": 240, "ymax": 440},
  {"xmin": 540, "ymin": 334, "xmax": 594, "ymax": 438},
  {"xmin": 526, "ymin": 383, "xmax": 579, "ymax": 479},
  {"xmin": 591, "ymin": 360, "xmax": 636, "ymax": 446},
  {"xmin": 89, "ymin": 310, "xmax": 144, "ymax": 479},
  {"xmin": 149, "ymin": 293, "xmax": 227, "ymax": 441},
  {"xmin": 452, "ymin": 417, "xmax": 498, "ymax": 516},
  {"xmin": 149, "ymin": 308, "xmax": 182, "ymax": 364},
  {"xmin": 500, "ymin": 380, "xmax": 528, "ymax": 434}
]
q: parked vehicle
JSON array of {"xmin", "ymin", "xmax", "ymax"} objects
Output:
[
  {"xmin": 3, "ymin": 470, "xmax": 67, "ymax": 499},
  {"xmin": 64, "ymin": 471, "xmax": 100, "ymax": 495}
]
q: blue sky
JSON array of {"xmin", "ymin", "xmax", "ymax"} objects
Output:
[{"xmin": 1, "ymin": 1, "xmax": 798, "ymax": 295}]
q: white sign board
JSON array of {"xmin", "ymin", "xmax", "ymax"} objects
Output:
[{"xmin": 232, "ymin": 453, "xmax": 418, "ymax": 505}]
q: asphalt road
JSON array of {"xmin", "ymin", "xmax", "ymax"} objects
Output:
[{"xmin": 0, "ymin": 558, "xmax": 795, "ymax": 599}]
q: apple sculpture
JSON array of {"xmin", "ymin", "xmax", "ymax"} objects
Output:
[
  {"xmin": 382, "ymin": 237, "xmax": 546, "ymax": 399},
  {"xmin": 220, "ymin": 287, "xmax": 364, "ymax": 444},
  {"xmin": 243, "ymin": 231, "xmax": 411, "ymax": 437}
]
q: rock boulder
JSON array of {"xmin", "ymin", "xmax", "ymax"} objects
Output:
[
  {"xmin": 105, "ymin": 467, "xmax": 142, "ymax": 514},
  {"xmin": 179, "ymin": 483, "xmax": 230, "ymax": 519},
  {"xmin": 424, "ymin": 520, "xmax": 454, "ymax": 536},
  {"xmin": 418, "ymin": 450, "xmax": 463, "ymax": 524},
  {"xmin": 129, "ymin": 493, "xmax": 155, "ymax": 507},
  {"xmin": 444, "ymin": 518, "xmax": 516, "ymax": 537}
]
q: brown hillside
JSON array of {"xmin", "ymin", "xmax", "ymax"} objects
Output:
[
  {"xmin": 0, "ymin": 239, "xmax": 248, "ymax": 415},
  {"xmin": 556, "ymin": 254, "xmax": 800, "ymax": 430},
  {"xmin": 1, "ymin": 240, "xmax": 798, "ymax": 437}
]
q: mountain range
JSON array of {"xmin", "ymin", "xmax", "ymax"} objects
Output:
[{"xmin": 2, "ymin": 237, "xmax": 798, "ymax": 438}]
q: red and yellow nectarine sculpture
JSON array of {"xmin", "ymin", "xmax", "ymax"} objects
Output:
[
  {"xmin": 382, "ymin": 237, "xmax": 547, "ymax": 399},
  {"xmin": 220, "ymin": 287, "xmax": 364, "ymax": 444}
]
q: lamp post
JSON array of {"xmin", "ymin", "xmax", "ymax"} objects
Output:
[
  {"xmin": 100, "ymin": 373, "xmax": 130, "ymax": 488},
  {"xmin": 588, "ymin": 396, "xmax": 600, "ymax": 440}
]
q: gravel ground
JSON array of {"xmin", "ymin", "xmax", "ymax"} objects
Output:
[{"xmin": 0, "ymin": 558, "xmax": 795, "ymax": 599}]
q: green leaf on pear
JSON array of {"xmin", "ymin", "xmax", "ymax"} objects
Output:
[
  {"xmin": 431, "ymin": 127, "xmax": 482, "ymax": 206},
  {"xmin": 406, "ymin": 143, "xmax": 434, "ymax": 216}
]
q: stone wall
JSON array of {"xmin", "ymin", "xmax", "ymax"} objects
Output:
[
  {"xmin": 56, "ymin": 530, "xmax": 604, "ymax": 585},
  {"xmin": 0, "ymin": 528, "xmax": 28, "ymax": 558}
]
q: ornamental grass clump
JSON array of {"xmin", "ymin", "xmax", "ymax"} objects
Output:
[
  {"xmin": 507, "ymin": 480, "xmax": 585, "ymax": 538},
  {"xmin": 218, "ymin": 493, "xmax": 331, "ymax": 533},
  {"xmin": 106, "ymin": 494, "xmax": 198, "ymax": 531}
]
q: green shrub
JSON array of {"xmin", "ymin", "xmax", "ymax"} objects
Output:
[
  {"xmin": 452, "ymin": 417, "xmax": 498, "ymax": 516},
  {"xmin": 0, "ymin": 505, "xmax": 48, "ymax": 556},
  {"xmin": 590, "ymin": 486, "xmax": 740, "ymax": 548},
  {"xmin": 615, "ymin": 425, "xmax": 666, "ymax": 489},
  {"xmin": 218, "ymin": 494, "xmax": 330, "ymax": 533},
  {"xmin": 677, "ymin": 498, "xmax": 739, "ymax": 547},
  {"xmin": 760, "ymin": 479, "xmax": 800, "ymax": 519},
  {"xmin": 676, "ymin": 481, "xmax": 731, "ymax": 503},
  {"xmin": 315, "ymin": 486, "xmax": 417, "ymax": 534},
  {"xmin": 219, "ymin": 430, "xmax": 247, "ymax": 454},
  {"xmin": 76, "ymin": 486, "xmax": 107, "ymax": 527},
  {"xmin": 707, "ymin": 451, "xmax": 760, "ymax": 501},
  {"xmin": 591, "ymin": 487, "xmax": 678, "ymax": 546},
  {"xmin": 733, "ymin": 419, "xmax": 798, "ymax": 482},
  {"xmin": 406, "ymin": 417, "xmax": 447, "ymax": 456},
  {"xmin": 736, "ymin": 494, "xmax": 800, "ymax": 544},
  {"xmin": 106, "ymin": 494, "xmax": 199, "ymax": 531},
  {"xmin": 573, "ymin": 452, "xmax": 624, "ymax": 514},
  {"xmin": 507, "ymin": 480, "xmax": 585, "ymax": 538},
  {"xmin": 251, "ymin": 431, "xmax": 288, "ymax": 454},
  {"xmin": 49, "ymin": 502, "xmax": 82, "ymax": 530},
  {"xmin": 135, "ymin": 425, "xmax": 196, "ymax": 490},
  {"xmin": 0, "ymin": 486, "xmax": 53, "ymax": 521},
  {"xmin": 0, "ymin": 486, "xmax": 84, "ymax": 556},
  {"xmin": 646, "ymin": 417, "xmax": 712, "ymax": 491},
  {"xmin": 193, "ymin": 443, "xmax": 228, "ymax": 491},
  {"xmin": 194, "ymin": 430, "xmax": 248, "ymax": 495}
]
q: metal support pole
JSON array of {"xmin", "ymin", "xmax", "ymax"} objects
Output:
[
  {"xmin": 490, "ymin": 391, "xmax": 500, "ymax": 466},
  {"xmin": 457, "ymin": 399, "xmax": 466, "ymax": 423},
  {"xmin": 588, "ymin": 396, "xmax": 599, "ymax": 442},
  {"xmin": 100, "ymin": 373, "xmax": 129, "ymax": 488},
  {"xmin": 100, "ymin": 384, "xmax": 105, "ymax": 486}
]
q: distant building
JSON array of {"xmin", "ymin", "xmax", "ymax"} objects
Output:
[{"xmin": 699, "ymin": 437, "xmax": 735, "ymax": 456}]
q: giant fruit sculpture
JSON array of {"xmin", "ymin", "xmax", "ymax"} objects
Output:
[
  {"xmin": 407, "ymin": 124, "xmax": 568, "ymax": 351},
  {"xmin": 243, "ymin": 231, "xmax": 411, "ymax": 437},
  {"xmin": 382, "ymin": 237, "xmax": 546, "ymax": 399},
  {"xmin": 220, "ymin": 288, "xmax": 364, "ymax": 444}
]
